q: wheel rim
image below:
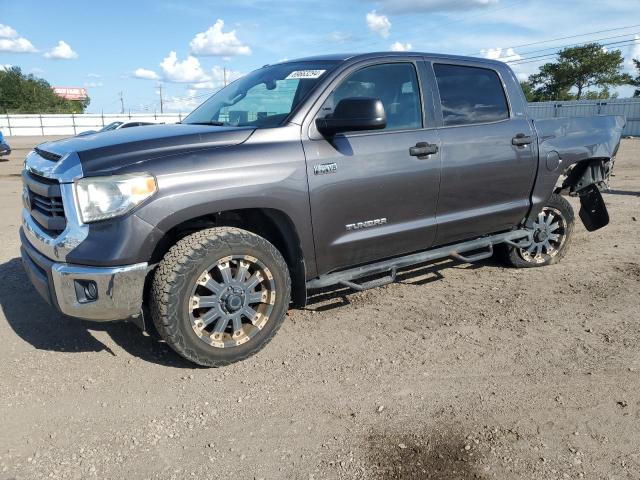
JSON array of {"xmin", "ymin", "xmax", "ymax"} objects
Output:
[
  {"xmin": 188, "ymin": 255, "xmax": 276, "ymax": 348},
  {"xmin": 518, "ymin": 207, "xmax": 567, "ymax": 264}
]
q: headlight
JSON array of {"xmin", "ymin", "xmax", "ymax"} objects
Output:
[{"xmin": 75, "ymin": 173, "xmax": 157, "ymax": 223}]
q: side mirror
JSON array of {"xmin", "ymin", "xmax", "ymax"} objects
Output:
[{"xmin": 315, "ymin": 97, "xmax": 386, "ymax": 136}]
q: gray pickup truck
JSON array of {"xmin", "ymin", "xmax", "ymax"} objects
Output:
[{"xmin": 20, "ymin": 52, "xmax": 625, "ymax": 366}]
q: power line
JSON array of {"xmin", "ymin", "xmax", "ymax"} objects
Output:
[
  {"xmin": 467, "ymin": 23, "xmax": 640, "ymax": 56},
  {"xmin": 507, "ymin": 38, "xmax": 640, "ymax": 66},
  {"xmin": 508, "ymin": 31, "xmax": 640, "ymax": 58},
  {"xmin": 508, "ymin": 37, "xmax": 640, "ymax": 64},
  {"xmin": 301, "ymin": 0, "xmax": 530, "ymax": 57}
]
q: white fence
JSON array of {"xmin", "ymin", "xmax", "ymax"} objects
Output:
[
  {"xmin": 0, "ymin": 113, "xmax": 187, "ymax": 136},
  {"xmin": 3, "ymin": 99, "xmax": 640, "ymax": 136},
  {"xmin": 528, "ymin": 98, "xmax": 640, "ymax": 137}
]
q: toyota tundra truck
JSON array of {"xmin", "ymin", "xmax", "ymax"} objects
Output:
[{"xmin": 19, "ymin": 52, "xmax": 625, "ymax": 366}]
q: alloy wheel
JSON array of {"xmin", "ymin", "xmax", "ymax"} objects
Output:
[
  {"xmin": 518, "ymin": 207, "xmax": 567, "ymax": 264},
  {"xmin": 188, "ymin": 255, "xmax": 276, "ymax": 348}
]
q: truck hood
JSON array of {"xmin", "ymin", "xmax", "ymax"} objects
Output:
[{"xmin": 37, "ymin": 123, "xmax": 255, "ymax": 175}]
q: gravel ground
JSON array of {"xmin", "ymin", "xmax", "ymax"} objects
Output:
[{"xmin": 0, "ymin": 137, "xmax": 638, "ymax": 480}]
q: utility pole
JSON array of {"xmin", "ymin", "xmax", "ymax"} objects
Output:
[
  {"xmin": 158, "ymin": 83, "xmax": 164, "ymax": 114},
  {"xmin": 118, "ymin": 91, "xmax": 124, "ymax": 114}
]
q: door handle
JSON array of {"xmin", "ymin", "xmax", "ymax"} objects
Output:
[
  {"xmin": 409, "ymin": 142, "xmax": 438, "ymax": 159},
  {"xmin": 512, "ymin": 133, "xmax": 533, "ymax": 146}
]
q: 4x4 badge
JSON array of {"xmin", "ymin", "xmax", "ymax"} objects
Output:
[{"xmin": 313, "ymin": 162, "xmax": 337, "ymax": 175}]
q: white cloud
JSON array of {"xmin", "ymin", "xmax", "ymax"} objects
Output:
[
  {"xmin": 390, "ymin": 41, "xmax": 412, "ymax": 52},
  {"xmin": 514, "ymin": 71, "xmax": 529, "ymax": 82},
  {"xmin": 84, "ymin": 81, "xmax": 103, "ymax": 88},
  {"xmin": 326, "ymin": 31, "xmax": 353, "ymax": 44},
  {"xmin": 189, "ymin": 19, "xmax": 251, "ymax": 57},
  {"xmin": 481, "ymin": 47, "xmax": 533, "ymax": 81},
  {"xmin": 212, "ymin": 65, "xmax": 243, "ymax": 85},
  {"xmin": 0, "ymin": 37, "xmax": 37, "ymax": 53},
  {"xmin": 0, "ymin": 24, "xmax": 18, "ymax": 38},
  {"xmin": 133, "ymin": 68, "xmax": 160, "ymax": 80},
  {"xmin": 366, "ymin": 10, "xmax": 391, "ymax": 38},
  {"xmin": 44, "ymin": 41, "xmax": 78, "ymax": 60},
  {"xmin": 481, "ymin": 47, "xmax": 521, "ymax": 62},
  {"xmin": 87, "ymin": 73, "xmax": 101, "ymax": 78},
  {"xmin": 0, "ymin": 24, "xmax": 37, "ymax": 53},
  {"xmin": 189, "ymin": 81, "xmax": 216, "ymax": 90},
  {"xmin": 0, "ymin": 64, "xmax": 12, "ymax": 71},
  {"xmin": 371, "ymin": 0, "xmax": 498, "ymax": 13},
  {"xmin": 136, "ymin": 54, "xmax": 243, "ymax": 89},
  {"xmin": 160, "ymin": 51, "xmax": 210, "ymax": 83},
  {"xmin": 190, "ymin": 66, "xmax": 243, "ymax": 90}
]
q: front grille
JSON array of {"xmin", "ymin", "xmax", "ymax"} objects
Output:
[
  {"xmin": 23, "ymin": 171, "xmax": 67, "ymax": 235},
  {"xmin": 34, "ymin": 147, "xmax": 62, "ymax": 162},
  {"xmin": 30, "ymin": 191, "xmax": 65, "ymax": 217}
]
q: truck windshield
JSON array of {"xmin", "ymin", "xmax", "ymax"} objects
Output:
[{"xmin": 183, "ymin": 61, "xmax": 339, "ymax": 128}]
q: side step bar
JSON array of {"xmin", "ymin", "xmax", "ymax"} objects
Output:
[{"xmin": 306, "ymin": 229, "xmax": 532, "ymax": 291}]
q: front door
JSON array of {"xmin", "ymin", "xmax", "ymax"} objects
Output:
[{"xmin": 302, "ymin": 60, "xmax": 442, "ymax": 275}]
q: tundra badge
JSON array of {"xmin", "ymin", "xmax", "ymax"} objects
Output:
[{"xmin": 346, "ymin": 218, "xmax": 387, "ymax": 231}]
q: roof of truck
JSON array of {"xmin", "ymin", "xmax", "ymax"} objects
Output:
[{"xmin": 284, "ymin": 51, "xmax": 507, "ymax": 67}]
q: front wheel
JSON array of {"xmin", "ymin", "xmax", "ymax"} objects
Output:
[
  {"xmin": 150, "ymin": 227, "xmax": 291, "ymax": 367},
  {"xmin": 503, "ymin": 193, "xmax": 575, "ymax": 268}
]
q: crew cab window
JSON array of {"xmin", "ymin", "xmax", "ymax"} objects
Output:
[
  {"xmin": 319, "ymin": 63, "xmax": 422, "ymax": 131},
  {"xmin": 434, "ymin": 64, "xmax": 509, "ymax": 126}
]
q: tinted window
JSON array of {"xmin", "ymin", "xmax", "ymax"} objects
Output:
[
  {"xmin": 320, "ymin": 63, "xmax": 422, "ymax": 131},
  {"xmin": 434, "ymin": 64, "xmax": 509, "ymax": 126}
]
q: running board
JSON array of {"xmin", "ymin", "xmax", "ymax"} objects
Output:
[{"xmin": 306, "ymin": 229, "xmax": 532, "ymax": 291}]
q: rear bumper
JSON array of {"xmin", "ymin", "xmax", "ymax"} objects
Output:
[{"xmin": 20, "ymin": 228, "xmax": 147, "ymax": 321}]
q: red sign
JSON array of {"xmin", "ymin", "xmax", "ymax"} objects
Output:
[{"xmin": 52, "ymin": 86, "xmax": 88, "ymax": 100}]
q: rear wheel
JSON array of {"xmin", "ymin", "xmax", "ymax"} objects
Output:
[
  {"xmin": 150, "ymin": 227, "xmax": 291, "ymax": 367},
  {"xmin": 504, "ymin": 193, "xmax": 574, "ymax": 268}
]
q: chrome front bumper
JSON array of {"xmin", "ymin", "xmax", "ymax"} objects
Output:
[
  {"xmin": 20, "ymin": 149, "xmax": 148, "ymax": 321},
  {"xmin": 51, "ymin": 261, "xmax": 148, "ymax": 321},
  {"xmin": 20, "ymin": 228, "xmax": 148, "ymax": 322}
]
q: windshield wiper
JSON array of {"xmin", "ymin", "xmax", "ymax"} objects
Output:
[{"xmin": 185, "ymin": 121, "xmax": 226, "ymax": 126}]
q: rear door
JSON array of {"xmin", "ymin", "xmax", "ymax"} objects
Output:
[
  {"xmin": 302, "ymin": 59, "xmax": 442, "ymax": 275},
  {"xmin": 429, "ymin": 61, "xmax": 537, "ymax": 245}
]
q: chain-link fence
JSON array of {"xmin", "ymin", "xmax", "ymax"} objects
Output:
[{"xmin": 528, "ymin": 98, "xmax": 640, "ymax": 136}]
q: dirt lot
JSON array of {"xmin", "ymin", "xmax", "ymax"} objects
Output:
[{"xmin": 0, "ymin": 137, "xmax": 638, "ymax": 480}]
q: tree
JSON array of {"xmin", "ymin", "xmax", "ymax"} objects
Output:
[
  {"xmin": 0, "ymin": 67, "xmax": 90, "ymax": 113},
  {"xmin": 584, "ymin": 87, "xmax": 617, "ymax": 100},
  {"xmin": 527, "ymin": 43, "xmax": 632, "ymax": 101},
  {"xmin": 519, "ymin": 80, "xmax": 537, "ymax": 102},
  {"xmin": 633, "ymin": 58, "xmax": 640, "ymax": 98}
]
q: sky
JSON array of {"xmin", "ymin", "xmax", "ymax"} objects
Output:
[{"xmin": 1, "ymin": 0, "xmax": 639, "ymax": 114}]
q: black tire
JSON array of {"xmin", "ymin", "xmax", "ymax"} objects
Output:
[
  {"xmin": 503, "ymin": 193, "xmax": 574, "ymax": 268},
  {"xmin": 150, "ymin": 227, "xmax": 291, "ymax": 367}
]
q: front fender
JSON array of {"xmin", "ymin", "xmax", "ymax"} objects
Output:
[{"xmin": 133, "ymin": 127, "xmax": 317, "ymax": 276}]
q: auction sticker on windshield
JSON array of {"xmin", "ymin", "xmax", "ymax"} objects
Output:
[{"xmin": 285, "ymin": 70, "xmax": 326, "ymax": 79}]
